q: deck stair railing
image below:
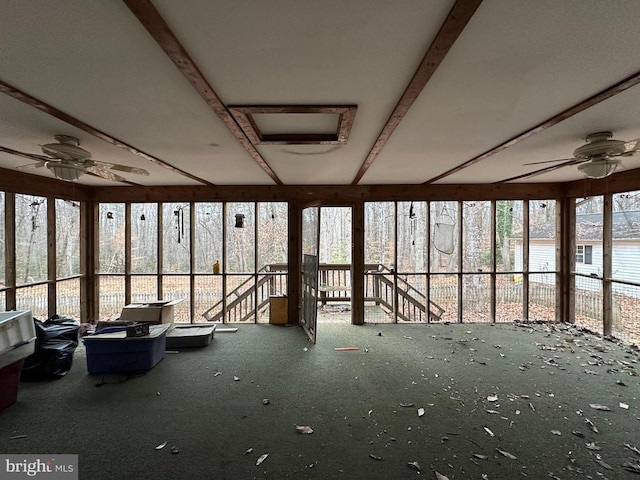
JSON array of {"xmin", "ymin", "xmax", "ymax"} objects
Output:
[
  {"xmin": 202, "ymin": 263, "xmax": 445, "ymax": 322},
  {"xmin": 202, "ymin": 265, "xmax": 286, "ymax": 322},
  {"xmin": 367, "ymin": 265, "xmax": 445, "ymax": 322}
]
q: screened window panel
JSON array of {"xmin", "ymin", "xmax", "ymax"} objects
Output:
[
  {"xmin": 496, "ymin": 200, "xmax": 523, "ymax": 273},
  {"xmin": 56, "ymin": 278, "xmax": 80, "ymax": 320},
  {"xmin": 258, "ymin": 202, "xmax": 288, "ymax": 270},
  {"xmin": 226, "ymin": 203, "xmax": 255, "ymax": 273},
  {"xmin": 529, "ymin": 200, "xmax": 557, "ymax": 273},
  {"xmin": 15, "ymin": 194, "xmax": 48, "ymax": 284},
  {"xmin": 16, "ymin": 285, "xmax": 48, "ymax": 320},
  {"xmin": 99, "ymin": 203, "xmax": 125, "ymax": 274},
  {"xmin": 430, "ymin": 202, "xmax": 458, "ymax": 273},
  {"xmin": 163, "ymin": 203, "xmax": 190, "ymax": 274},
  {"xmin": 131, "ymin": 203, "xmax": 158, "ymax": 274},
  {"xmin": 194, "ymin": 202, "xmax": 223, "ymax": 274},
  {"xmin": 462, "ymin": 201, "xmax": 491, "ymax": 273},
  {"xmin": 365, "ymin": 202, "xmax": 395, "ymax": 267},
  {"xmin": 397, "ymin": 201, "xmax": 427, "ymax": 273},
  {"xmin": 98, "ymin": 275, "xmax": 124, "ymax": 320}
]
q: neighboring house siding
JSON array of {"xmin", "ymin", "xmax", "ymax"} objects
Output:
[
  {"xmin": 513, "ymin": 241, "xmax": 556, "ymax": 272},
  {"xmin": 612, "ymin": 243, "xmax": 640, "ymax": 284},
  {"xmin": 514, "ymin": 240, "xmax": 640, "ymax": 298}
]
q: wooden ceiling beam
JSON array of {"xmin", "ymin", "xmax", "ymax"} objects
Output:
[
  {"xmin": 425, "ymin": 69, "xmax": 640, "ymax": 184},
  {"xmin": 0, "ymin": 80, "xmax": 209, "ymax": 185},
  {"xmin": 88, "ymin": 182, "xmax": 564, "ymax": 204},
  {"xmin": 124, "ymin": 0, "xmax": 283, "ymax": 185},
  {"xmin": 0, "ymin": 167, "xmax": 92, "ymax": 201},
  {"xmin": 350, "ymin": 0, "xmax": 483, "ymax": 185}
]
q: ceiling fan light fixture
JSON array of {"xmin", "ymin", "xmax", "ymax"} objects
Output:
[
  {"xmin": 45, "ymin": 162, "xmax": 85, "ymax": 182},
  {"xmin": 577, "ymin": 158, "xmax": 620, "ymax": 179}
]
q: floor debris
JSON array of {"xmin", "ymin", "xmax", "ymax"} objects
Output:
[
  {"xmin": 434, "ymin": 471, "xmax": 450, "ymax": 480},
  {"xmin": 624, "ymin": 443, "xmax": 640, "ymax": 456},
  {"xmin": 256, "ymin": 453, "xmax": 269, "ymax": 466},
  {"xmin": 334, "ymin": 347, "xmax": 359, "ymax": 351},
  {"xmin": 155, "ymin": 441, "xmax": 167, "ymax": 450},
  {"xmin": 296, "ymin": 425, "xmax": 313, "ymax": 434},
  {"xmin": 369, "ymin": 454, "xmax": 383, "ymax": 461},
  {"xmin": 170, "ymin": 446, "xmax": 179, "ymax": 455},
  {"xmin": 496, "ymin": 448, "xmax": 517, "ymax": 459}
]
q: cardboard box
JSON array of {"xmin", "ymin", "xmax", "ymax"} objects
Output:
[
  {"xmin": 119, "ymin": 299, "xmax": 182, "ymax": 324},
  {"xmin": 269, "ymin": 296, "xmax": 288, "ymax": 325},
  {"xmin": 83, "ymin": 324, "xmax": 171, "ymax": 374}
]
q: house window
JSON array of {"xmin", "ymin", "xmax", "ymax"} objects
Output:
[{"xmin": 576, "ymin": 245, "xmax": 593, "ymax": 265}]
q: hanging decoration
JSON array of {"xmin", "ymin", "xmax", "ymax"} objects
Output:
[
  {"xmin": 235, "ymin": 213, "xmax": 245, "ymax": 228},
  {"xmin": 409, "ymin": 202, "xmax": 416, "ymax": 246},
  {"xmin": 29, "ymin": 200, "xmax": 44, "ymax": 233},
  {"xmin": 433, "ymin": 204, "xmax": 455, "ymax": 254},
  {"xmin": 174, "ymin": 206, "xmax": 186, "ymax": 243}
]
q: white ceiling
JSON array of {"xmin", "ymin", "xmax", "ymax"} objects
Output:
[{"xmin": 1, "ymin": 0, "xmax": 639, "ymax": 187}]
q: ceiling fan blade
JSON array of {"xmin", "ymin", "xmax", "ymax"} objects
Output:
[
  {"xmin": 91, "ymin": 160, "xmax": 149, "ymax": 176},
  {"xmin": 16, "ymin": 161, "xmax": 46, "ymax": 170},
  {"xmin": 84, "ymin": 165, "xmax": 127, "ymax": 182},
  {"xmin": 522, "ymin": 157, "xmax": 576, "ymax": 166},
  {"xmin": 623, "ymin": 137, "xmax": 640, "ymax": 153},
  {"xmin": 499, "ymin": 159, "xmax": 582, "ymax": 183},
  {"xmin": 0, "ymin": 145, "xmax": 51, "ymax": 162},
  {"xmin": 621, "ymin": 150, "xmax": 640, "ymax": 157}
]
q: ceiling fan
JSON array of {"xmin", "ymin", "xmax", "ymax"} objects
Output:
[
  {"xmin": 17, "ymin": 135, "xmax": 149, "ymax": 182},
  {"xmin": 524, "ymin": 132, "xmax": 640, "ymax": 179}
]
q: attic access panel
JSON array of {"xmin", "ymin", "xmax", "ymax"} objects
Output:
[{"xmin": 229, "ymin": 105, "xmax": 357, "ymax": 145}]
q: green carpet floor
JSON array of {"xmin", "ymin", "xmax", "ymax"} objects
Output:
[{"xmin": 1, "ymin": 322, "xmax": 639, "ymax": 479}]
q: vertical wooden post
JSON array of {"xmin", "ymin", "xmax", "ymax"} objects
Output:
[
  {"xmin": 80, "ymin": 200, "xmax": 98, "ymax": 322},
  {"xmin": 522, "ymin": 200, "xmax": 529, "ymax": 321},
  {"xmin": 457, "ymin": 201, "xmax": 463, "ymax": 323},
  {"xmin": 157, "ymin": 203, "xmax": 163, "ymax": 300},
  {"xmin": 190, "ymin": 201, "xmax": 196, "ymax": 323},
  {"xmin": 426, "ymin": 201, "xmax": 431, "ymax": 322},
  {"xmin": 557, "ymin": 197, "xmax": 576, "ymax": 323},
  {"xmin": 124, "ymin": 203, "xmax": 131, "ymax": 305},
  {"xmin": 602, "ymin": 194, "xmax": 613, "ymax": 336},
  {"xmin": 393, "ymin": 201, "xmax": 398, "ymax": 323},
  {"xmin": 288, "ymin": 201, "xmax": 301, "ymax": 325},
  {"xmin": 567, "ymin": 198, "xmax": 576, "ymax": 324},
  {"xmin": 47, "ymin": 198, "xmax": 57, "ymax": 316},
  {"xmin": 490, "ymin": 200, "xmax": 497, "ymax": 322},
  {"xmin": 5, "ymin": 193, "xmax": 16, "ymax": 311},
  {"xmin": 222, "ymin": 202, "xmax": 227, "ymax": 323},
  {"xmin": 253, "ymin": 201, "xmax": 258, "ymax": 323},
  {"xmin": 352, "ymin": 201, "xmax": 364, "ymax": 325}
]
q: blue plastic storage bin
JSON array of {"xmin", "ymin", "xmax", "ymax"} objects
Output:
[{"xmin": 83, "ymin": 324, "xmax": 171, "ymax": 374}]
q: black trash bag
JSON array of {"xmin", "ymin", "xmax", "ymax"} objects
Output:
[{"xmin": 21, "ymin": 315, "xmax": 80, "ymax": 380}]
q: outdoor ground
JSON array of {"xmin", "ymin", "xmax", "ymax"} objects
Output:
[{"xmin": 1, "ymin": 322, "xmax": 639, "ymax": 479}]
